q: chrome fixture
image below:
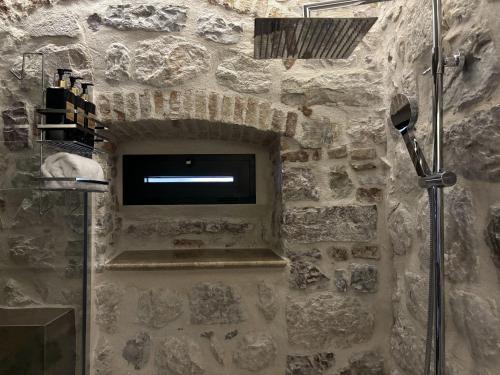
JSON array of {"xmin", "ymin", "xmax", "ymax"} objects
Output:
[
  {"xmin": 390, "ymin": 94, "xmax": 431, "ymax": 178},
  {"xmin": 254, "ymin": 0, "xmax": 462, "ymax": 372},
  {"xmin": 390, "ymin": 2, "xmax": 463, "ymax": 374},
  {"xmin": 254, "ymin": 0, "xmax": 390, "ymax": 59}
]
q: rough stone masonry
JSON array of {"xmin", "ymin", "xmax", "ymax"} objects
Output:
[{"xmin": 0, "ymin": 0, "xmax": 498, "ymax": 375}]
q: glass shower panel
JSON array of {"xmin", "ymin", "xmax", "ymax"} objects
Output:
[{"xmin": 0, "ymin": 140, "xmax": 85, "ymax": 375}]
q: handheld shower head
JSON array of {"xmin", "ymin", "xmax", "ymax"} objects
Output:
[
  {"xmin": 390, "ymin": 94, "xmax": 430, "ymax": 177},
  {"xmin": 390, "ymin": 93, "xmax": 419, "ymax": 134}
]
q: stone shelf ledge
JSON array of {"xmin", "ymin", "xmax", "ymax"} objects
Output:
[{"xmin": 105, "ymin": 248, "xmax": 287, "ymax": 271}]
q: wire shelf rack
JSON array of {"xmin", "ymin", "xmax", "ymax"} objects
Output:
[
  {"xmin": 35, "ymin": 176, "xmax": 109, "ymax": 192},
  {"xmin": 36, "ymin": 139, "xmax": 106, "ymax": 158}
]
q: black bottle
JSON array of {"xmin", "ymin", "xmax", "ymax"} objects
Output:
[{"xmin": 45, "ymin": 68, "xmax": 72, "ymax": 140}]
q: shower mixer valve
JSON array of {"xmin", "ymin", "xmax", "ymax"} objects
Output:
[{"xmin": 422, "ymin": 50, "xmax": 464, "ymax": 75}]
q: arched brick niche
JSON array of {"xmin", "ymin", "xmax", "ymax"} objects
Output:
[
  {"xmin": 97, "ymin": 89, "xmax": 301, "ymax": 140},
  {"xmin": 94, "ymin": 88, "xmax": 290, "ymax": 263}
]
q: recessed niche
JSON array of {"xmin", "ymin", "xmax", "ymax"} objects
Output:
[{"xmin": 110, "ymin": 127, "xmax": 282, "ymax": 266}]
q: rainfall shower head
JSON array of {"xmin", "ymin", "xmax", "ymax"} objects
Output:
[
  {"xmin": 254, "ymin": 0, "xmax": 391, "ymax": 60},
  {"xmin": 254, "ymin": 17, "xmax": 377, "ymax": 59}
]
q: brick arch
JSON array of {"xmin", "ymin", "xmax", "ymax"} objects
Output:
[{"xmin": 97, "ymin": 88, "xmax": 301, "ymax": 142}]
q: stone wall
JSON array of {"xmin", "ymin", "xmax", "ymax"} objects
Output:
[
  {"xmin": 380, "ymin": 0, "xmax": 500, "ymax": 374},
  {"xmin": 0, "ymin": 1, "xmax": 426, "ymax": 375}
]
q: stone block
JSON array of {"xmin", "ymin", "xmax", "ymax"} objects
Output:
[
  {"xmin": 347, "ymin": 118, "xmax": 386, "ymax": 146},
  {"xmin": 352, "ymin": 245, "xmax": 380, "ymax": 260},
  {"xmin": 445, "ymin": 106, "xmax": 500, "ymax": 182},
  {"xmin": 283, "ymin": 205, "xmax": 377, "ymax": 243},
  {"xmin": 388, "ymin": 205, "xmax": 412, "ymax": 256},
  {"xmin": 94, "ymin": 338, "xmax": 113, "ymax": 375},
  {"xmin": 122, "ymin": 332, "xmax": 151, "ymax": 370},
  {"xmin": 233, "ymin": 332, "xmax": 277, "ymax": 371},
  {"xmin": 125, "ymin": 92, "xmax": 138, "ymax": 121},
  {"xmin": 208, "ymin": 92, "xmax": 221, "ymax": 121},
  {"xmin": 329, "ymin": 166, "xmax": 354, "ymax": 199},
  {"xmin": 404, "ymin": 272, "xmax": 427, "ymax": 324},
  {"xmin": 328, "ymin": 145, "xmax": 348, "ymax": 159},
  {"xmin": 350, "ymin": 263, "xmax": 378, "ymax": 293},
  {"xmin": 112, "ymin": 92, "xmax": 126, "ymax": 122},
  {"xmin": 286, "ymin": 352, "xmax": 335, "ymax": 375},
  {"xmin": 195, "ymin": 91, "xmax": 208, "ymax": 120},
  {"xmin": 25, "ymin": 11, "xmax": 80, "ymax": 37},
  {"xmin": 197, "ymin": 14, "xmax": 243, "ymax": 44},
  {"xmin": 105, "ymin": 43, "xmax": 130, "ymax": 81},
  {"xmin": 95, "ymin": 283, "xmax": 123, "ymax": 334},
  {"xmin": 137, "ymin": 288, "xmax": 183, "ymax": 328},
  {"xmin": 258, "ymin": 102, "xmax": 272, "ymax": 130},
  {"xmin": 351, "ymin": 161, "xmax": 378, "ymax": 171},
  {"xmin": 3, "ymin": 278, "xmax": 39, "ymax": 306},
  {"xmin": 286, "ymin": 292, "xmax": 375, "ymax": 349},
  {"xmin": 134, "ymin": 36, "xmax": 210, "ymax": 87},
  {"xmin": 282, "ymin": 167, "xmax": 320, "ymax": 202},
  {"xmin": 201, "ymin": 331, "xmax": 225, "ymax": 365},
  {"xmin": 244, "ymin": 97, "xmax": 258, "ymax": 126},
  {"xmin": 257, "ymin": 282, "xmax": 278, "ymax": 321},
  {"xmin": 271, "ymin": 109, "xmax": 286, "ymax": 133},
  {"xmin": 233, "ymin": 96, "xmax": 246, "ymax": 124},
  {"xmin": 285, "ymin": 112, "xmax": 298, "ymax": 138},
  {"xmin": 328, "ymin": 246, "xmax": 349, "ymax": 261},
  {"xmin": 281, "ymin": 71, "xmax": 383, "ymax": 108},
  {"xmin": 103, "ymin": 4, "xmax": 187, "ymax": 32},
  {"xmin": 282, "ymin": 150, "xmax": 309, "ymax": 163},
  {"xmin": 153, "ymin": 90, "xmax": 164, "ymax": 116},
  {"xmin": 155, "ymin": 337, "xmax": 204, "ymax": 375},
  {"xmin": 356, "ymin": 188, "xmax": 383, "ymax": 203},
  {"xmin": 351, "ymin": 147, "xmax": 377, "ymax": 160},
  {"xmin": 300, "ymin": 116, "xmax": 336, "ymax": 148},
  {"xmin": 189, "ymin": 282, "xmax": 243, "ymax": 325},
  {"xmin": 486, "ymin": 206, "xmax": 500, "ymax": 269},
  {"xmin": 349, "ymin": 350, "xmax": 385, "ymax": 375},
  {"xmin": 139, "ymin": 91, "xmax": 152, "ymax": 120},
  {"xmin": 289, "ymin": 261, "xmax": 330, "ymax": 290},
  {"xmin": 216, "ymin": 53, "xmax": 271, "ymax": 94},
  {"xmin": 335, "ymin": 269, "xmax": 349, "ymax": 293},
  {"xmin": 450, "ymin": 290, "xmax": 500, "ymax": 361},
  {"xmin": 2, "ymin": 102, "xmax": 30, "ymax": 151},
  {"xmin": 97, "ymin": 94, "xmax": 112, "ymax": 122},
  {"xmin": 221, "ymin": 95, "xmax": 234, "ymax": 123},
  {"xmin": 443, "ymin": 186, "xmax": 478, "ymax": 282},
  {"xmin": 390, "ymin": 313, "xmax": 425, "ymax": 375}
]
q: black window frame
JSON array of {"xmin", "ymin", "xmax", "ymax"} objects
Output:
[{"xmin": 123, "ymin": 154, "xmax": 256, "ymax": 205}]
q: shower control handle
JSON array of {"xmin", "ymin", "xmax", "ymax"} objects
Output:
[{"xmin": 444, "ymin": 50, "xmax": 465, "ymax": 70}]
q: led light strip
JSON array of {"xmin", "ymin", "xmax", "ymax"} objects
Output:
[{"xmin": 144, "ymin": 176, "xmax": 235, "ymax": 183}]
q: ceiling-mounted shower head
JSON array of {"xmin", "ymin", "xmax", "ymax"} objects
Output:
[
  {"xmin": 254, "ymin": 17, "xmax": 377, "ymax": 59},
  {"xmin": 254, "ymin": 0, "xmax": 391, "ymax": 60}
]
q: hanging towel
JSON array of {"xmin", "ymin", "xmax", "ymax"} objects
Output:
[{"xmin": 41, "ymin": 152, "xmax": 104, "ymax": 189}]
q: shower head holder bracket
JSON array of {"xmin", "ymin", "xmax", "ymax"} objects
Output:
[{"xmin": 418, "ymin": 171, "xmax": 457, "ymax": 189}]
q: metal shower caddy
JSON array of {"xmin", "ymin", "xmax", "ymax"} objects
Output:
[{"xmin": 10, "ymin": 53, "xmax": 112, "ymax": 375}]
